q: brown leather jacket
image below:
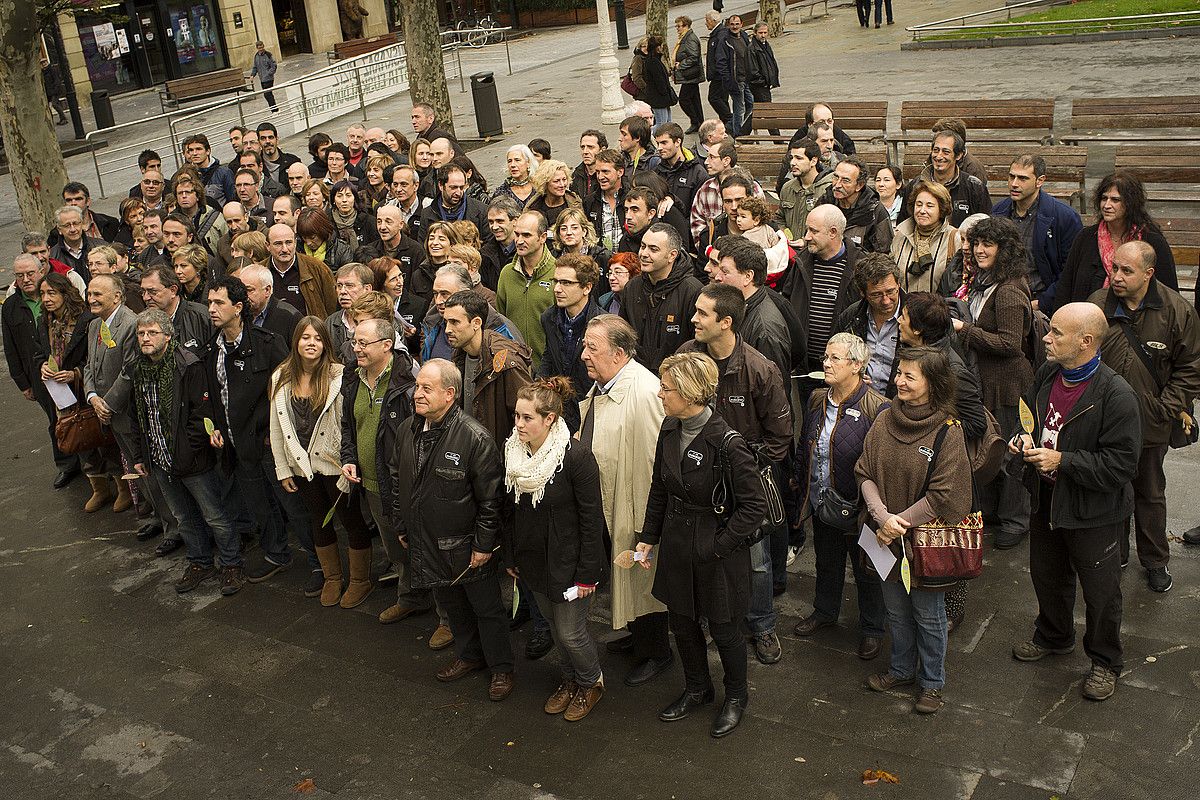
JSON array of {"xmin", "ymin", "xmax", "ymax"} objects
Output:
[
  {"xmin": 1091, "ymin": 280, "xmax": 1200, "ymax": 446},
  {"xmin": 453, "ymin": 329, "xmax": 532, "ymax": 445}
]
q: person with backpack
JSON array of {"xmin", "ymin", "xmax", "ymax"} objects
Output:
[{"xmin": 951, "ymin": 217, "xmax": 1033, "ymax": 551}]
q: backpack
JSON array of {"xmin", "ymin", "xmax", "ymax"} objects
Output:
[
  {"xmin": 1026, "ymin": 307, "xmax": 1049, "ymax": 367},
  {"xmin": 967, "ymin": 407, "xmax": 1006, "ymax": 484}
]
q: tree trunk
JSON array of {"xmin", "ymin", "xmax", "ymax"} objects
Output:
[
  {"xmin": 645, "ymin": 0, "xmax": 668, "ymax": 45},
  {"xmin": 0, "ymin": 5, "xmax": 69, "ymax": 232},
  {"xmin": 401, "ymin": 0, "xmax": 454, "ymax": 139},
  {"xmin": 760, "ymin": 0, "xmax": 783, "ymax": 37}
]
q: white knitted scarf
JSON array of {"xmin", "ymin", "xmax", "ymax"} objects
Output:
[{"xmin": 504, "ymin": 418, "xmax": 570, "ymax": 507}]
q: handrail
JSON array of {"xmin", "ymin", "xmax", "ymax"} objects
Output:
[
  {"xmin": 905, "ymin": 0, "xmax": 1051, "ymax": 32},
  {"xmin": 915, "ymin": 9, "xmax": 1200, "ymax": 31},
  {"xmin": 83, "ymin": 26, "xmax": 514, "ymax": 198},
  {"xmin": 908, "ymin": 4, "xmax": 1200, "ymax": 40}
]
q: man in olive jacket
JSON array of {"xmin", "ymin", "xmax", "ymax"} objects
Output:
[
  {"xmin": 1009, "ymin": 302, "xmax": 1141, "ymax": 703},
  {"xmin": 1088, "ymin": 241, "xmax": 1200, "ymax": 590},
  {"xmin": 388, "ymin": 359, "xmax": 513, "ymax": 701}
]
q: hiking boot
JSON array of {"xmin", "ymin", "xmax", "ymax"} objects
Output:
[
  {"xmin": 220, "ymin": 565, "xmax": 247, "ymax": 596},
  {"xmin": 865, "ymin": 672, "xmax": 915, "ymax": 692},
  {"xmin": 544, "ymin": 681, "xmax": 578, "ymax": 714},
  {"xmin": 1082, "ymin": 663, "xmax": 1118, "ymax": 701},
  {"xmin": 914, "ymin": 688, "xmax": 944, "ymax": 714},
  {"xmin": 1012, "ymin": 640, "xmax": 1075, "ymax": 662},
  {"xmin": 175, "ymin": 563, "xmax": 216, "ymax": 594},
  {"xmin": 752, "ymin": 631, "xmax": 782, "ymax": 664},
  {"xmin": 564, "ymin": 679, "xmax": 604, "ymax": 722}
]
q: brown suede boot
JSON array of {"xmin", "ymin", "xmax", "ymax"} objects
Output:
[
  {"xmin": 339, "ymin": 547, "xmax": 374, "ymax": 608},
  {"xmin": 84, "ymin": 476, "xmax": 114, "ymax": 513},
  {"xmin": 112, "ymin": 478, "xmax": 133, "ymax": 513},
  {"xmin": 314, "ymin": 544, "xmax": 344, "ymax": 607}
]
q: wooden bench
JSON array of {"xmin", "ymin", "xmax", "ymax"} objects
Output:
[
  {"xmin": 740, "ymin": 101, "xmax": 888, "ymax": 145},
  {"xmin": 902, "ymin": 144, "xmax": 1088, "ymax": 211},
  {"xmin": 784, "ymin": 0, "xmax": 831, "ymax": 24},
  {"xmin": 1064, "ymin": 96, "xmax": 1200, "ymax": 144},
  {"xmin": 1161, "ymin": 218, "xmax": 1200, "ymax": 302},
  {"xmin": 327, "ymin": 32, "xmax": 400, "ymax": 63},
  {"xmin": 733, "ymin": 9, "xmax": 758, "ymax": 27},
  {"xmin": 158, "ymin": 67, "xmax": 253, "ymax": 112},
  {"xmin": 737, "ymin": 142, "xmax": 889, "ymax": 195},
  {"xmin": 892, "ymin": 98, "xmax": 1056, "ymax": 161},
  {"xmin": 1113, "ymin": 145, "xmax": 1200, "ymax": 207}
]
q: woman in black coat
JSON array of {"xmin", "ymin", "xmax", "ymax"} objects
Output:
[
  {"xmin": 1054, "ymin": 172, "xmax": 1176, "ymax": 311},
  {"xmin": 504, "ymin": 378, "xmax": 607, "ymax": 722},
  {"xmin": 640, "ymin": 36, "xmax": 677, "ymax": 126},
  {"xmin": 637, "ymin": 352, "xmax": 767, "ymax": 739}
]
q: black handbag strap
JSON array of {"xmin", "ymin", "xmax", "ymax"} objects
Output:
[
  {"xmin": 917, "ymin": 421, "xmax": 954, "ymax": 497},
  {"xmin": 1118, "ymin": 318, "xmax": 1165, "ymax": 393}
]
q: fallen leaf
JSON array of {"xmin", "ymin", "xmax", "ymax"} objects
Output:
[
  {"xmin": 862, "ymin": 769, "xmax": 900, "ymax": 785},
  {"xmin": 794, "ymin": 757, "xmax": 806, "ymax": 763},
  {"xmin": 506, "ymin": 741, "xmax": 515, "ymax": 747},
  {"xmin": 137, "ymin": 741, "xmax": 147, "ymax": 748},
  {"xmin": 293, "ymin": 778, "xmax": 316, "ymax": 794},
  {"xmin": 1146, "ymin": 656, "xmax": 1157, "ymax": 663}
]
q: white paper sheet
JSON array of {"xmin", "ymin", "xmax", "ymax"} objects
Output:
[
  {"xmin": 44, "ymin": 378, "xmax": 77, "ymax": 410},
  {"xmin": 858, "ymin": 524, "xmax": 896, "ymax": 578},
  {"xmin": 563, "ymin": 586, "xmax": 580, "ymax": 602}
]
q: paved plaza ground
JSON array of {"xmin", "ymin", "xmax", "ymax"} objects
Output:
[{"xmin": 2, "ymin": 2, "xmax": 1199, "ymax": 797}]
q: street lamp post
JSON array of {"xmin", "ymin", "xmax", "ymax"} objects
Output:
[{"xmin": 594, "ymin": 0, "xmax": 625, "ymax": 125}]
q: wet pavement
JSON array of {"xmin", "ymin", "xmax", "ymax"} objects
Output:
[{"xmin": 3, "ymin": 3, "xmax": 1200, "ymax": 797}]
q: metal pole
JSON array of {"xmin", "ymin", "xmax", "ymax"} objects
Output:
[
  {"xmin": 614, "ymin": 0, "xmax": 629, "ymax": 50},
  {"xmin": 300, "ymin": 82, "xmax": 311, "ymax": 134},
  {"xmin": 236, "ymin": 95, "xmax": 245, "ymax": 127},
  {"xmin": 50, "ymin": 22, "xmax": 86, "ymax": 140},
  {"xmin": 90, "ymin": 141, "xmax": 105, "ymax": 198},
  {"xmin": 354, "ymin": 64, "xmax": 367, "ymax": 121},
  {"xmin": 456, "ymin": 43, "xmax": 465, "ymax": 92},
  {"xmin": 505, "ymin": 31, "xmax": 512, "ymax": 75}
]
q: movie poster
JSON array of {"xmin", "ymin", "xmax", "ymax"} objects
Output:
[{"xmin": 171, "ymin": 12, "xmax": 196, "ymax": 63}]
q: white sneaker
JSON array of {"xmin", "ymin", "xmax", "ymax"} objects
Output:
[{"xmin": 786, "ymin": 545, "xmax": 800, "ymax": 567}]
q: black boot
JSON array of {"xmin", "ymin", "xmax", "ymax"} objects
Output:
[
  {"xmin": 659, "ymin": 687, "xmax": 714, "ymax": 721},
  {"xmin": 710, "ymin": 697, "xmax": 747, "ymax": 738}
]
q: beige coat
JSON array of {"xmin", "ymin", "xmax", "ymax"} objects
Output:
[
  {"xmin": 890, "ymin": 218, "xmax": 958, "ymax": 295},
  {"xmin": 578, "ymin": 359, "xmax": 667, "ymax": 627},
  {"xmin": 269, "ymin": 363, "xmax": 348, "ymax": 490}
]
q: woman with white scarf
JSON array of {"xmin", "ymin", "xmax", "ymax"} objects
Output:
[{"xmin": 504, "ymin": 377, "xmax": 607, "ymax": 722}]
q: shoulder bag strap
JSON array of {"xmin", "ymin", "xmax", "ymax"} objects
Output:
[
  {"xmin": 1119, "ymin": 318, "xmax": 1165, "ymax": 392},
  {"xmin": 918, "ymin": 421, "xmax": 954, "ymax": 497}
]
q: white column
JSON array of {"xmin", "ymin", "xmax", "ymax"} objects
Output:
[{"xmin": 594, "ymin": 0, "xmax": 625, "ymax": 125}]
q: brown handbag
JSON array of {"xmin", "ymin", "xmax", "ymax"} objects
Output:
[{"xmin": 55, "ymin": 405, "xmax": 116, "ymax": 455}]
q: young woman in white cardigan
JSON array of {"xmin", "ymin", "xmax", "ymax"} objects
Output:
[{"xmin": 270, "ymin": 316, "xmax": 373, "ymax": 608}]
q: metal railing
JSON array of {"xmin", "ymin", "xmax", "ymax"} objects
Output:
[
  {"xmin": 908, "ymin": 2, "xmax": 1200, "ymax": 40},
  {"xmin": 85, "ymin": 28, "xmax": 513, "ymax": 198}
]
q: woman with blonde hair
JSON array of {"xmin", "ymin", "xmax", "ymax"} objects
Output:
[
  {"xmin": 301, "ymin": 178, "xmax": 330, "ymax": 211},
  {"xmin": 528, "ymin": 159, "xmax": 581, "ymax": 233},
  {"xmin": 554, "ymin": 207, "xmax": 610, "ymax": 297},
  {"xmin": 231, "ymin": 230, "xmax": 270, "ymax": 263},
  {"xmin": 270, "ymin": 316, "xmax": 374, "ymax": 607},
  {"xmin": 636, "ymin": 351, "xmax": 767, "ymax": 738}
]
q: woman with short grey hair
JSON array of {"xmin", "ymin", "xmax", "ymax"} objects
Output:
[{"xmin": 793, "ymin": 332, "xmax": 890, "ymax": 662}]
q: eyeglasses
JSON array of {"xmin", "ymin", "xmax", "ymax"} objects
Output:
[
  {"xmin": 822, "ymin": 354, "xmax": 852, "ymax": 364},
  {"xmin": 352, "ymin": 338, "xmax": 386, "ymax": 350},
  {"xmin": 553, "ymin": 278, "xmax": 580, "ymax": 287},
  {"xmin": 866, "ymin": 287, "xmax": 900, "ymax": 302},
  {"xmin": 610, "ymin": 268, "xmax": 630, "ymax": 277}
]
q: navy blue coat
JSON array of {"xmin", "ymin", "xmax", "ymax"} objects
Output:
[{"xmin": 991, "ymin": 189, "xmax": 1083, "ymax": 312}]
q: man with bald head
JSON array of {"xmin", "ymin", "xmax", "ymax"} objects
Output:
[
  {"xmin": 1008, "ymin": 301, "xmax": 1141, "ymax": 702},
  {"xmin": 215, "ymin": 202, "xmax": 254, "ymax": 270},
  {"xmin": 266, "ymin": 222, "xmax": 337, "ymax": 317},
  {"xmin": 365, "ymin": 127, "xmax": 385, "ymax": 146},
  {"xmin": 1089, "ymin": 241, "xmax": 1200, "ymax": 584},
  {"xmin": 240, "ymin": 263, "xmax": 302, "ymax": 342},
  {"xmin": 355, "ymin": 204, "xmax": 423, "ymax": 273},
  {"xmin": 429, "ymin": 137, "xmax": 455, "ymax": 170}
]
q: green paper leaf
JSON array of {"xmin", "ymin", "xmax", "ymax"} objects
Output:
[
  {"xmin": 900, "ymin": 552, "xmax": 912, "ymax": 595},
  {"xmin": 1018, "ymin": 398, "xmax": 1035, "ymax": 435},
  {"xmin": 511, "ymin": 576, "xmax": 519, "ymax": 619},
  {"xmin": 322, "ymin": 492, "xmax": 343, "ymax": 528},
  {"xmin": 203, "ymin": 417, "xmax": 215, "ymax": 436},
  {"xmin": 46, "ymin": 355, "xmax": 59, "ymax": 373}
]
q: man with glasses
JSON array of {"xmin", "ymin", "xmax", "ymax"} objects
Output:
[
  {"xmin": 174, "ymin": 171, "xmax": 226, "ymax": 257},
  {"xmin": 835, "ymin": 252, "xmax": 905, "ymax": 398},
  {"xmin": 138, "ymin": 170, "xmax": 167, "ymax": 211},
  {"xmin": 60, "ymin": 181, "xmax": 120, "ymax": 243},
  {"xmin": 326, "ymin": 262, "xmax": 373, "ymax": 355},
  {"xmin": 538, "ymin": 254, "xmax": 604, "ymax": 433},
  {"xmin": 49, "ymin": 205, "xmax": 105, "ymax": 282}
]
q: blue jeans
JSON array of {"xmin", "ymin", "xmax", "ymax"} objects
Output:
[
  {"xmin": 745, "ymin": 537, "xmax": 777, "ymax": 634},
  {"xmin": 652, "ymin": 106, "xmax": 672, "ymax": 126},
  {"xmin": 533, "ymin": 591, "xmax": 602, "ymax": 687},
  {"xmin": 234, "ymin": 456, "xmax": 292, "ymax": 567},
  {"xmin": 153, "ymin": 464, "xmax": 243, "ymax": 568},
  {"xmin": 880, "ymin": 581, "xmax": 947, "ymax": 690},
  {"xmin": 739, "ymin": 84, "xmax": 755, "ymax": 136},
  {"xmin": 812, "ymin": 519, "xmax": 886, "ymax": 637},
  {"xmin": 726, "ymin": 83, "xmax": 746, "ymax": 139}
]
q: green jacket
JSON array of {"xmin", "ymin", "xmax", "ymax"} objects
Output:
[
  {"xmin": 775, "ymin": 169, "xmax": 835, "ymax": 241},
  {"xmin": 496, "ymin": 246, "xmax": 556, "ymax": 367}
]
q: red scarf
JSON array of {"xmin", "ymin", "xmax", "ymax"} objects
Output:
[{"xmin": 1097, "ymin": 221, "xmax": 1142, "ymax": 287}]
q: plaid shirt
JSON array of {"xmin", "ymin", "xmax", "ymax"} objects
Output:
[
  {"xmin": 690, "ymin": 176, "xmax": 767, "ymax": 244},
  {"xmin": 215, "ymin": 330, "xmax": 243, "ymax": 448},
  {"xmin": 139, "ymin": 380, "xmax": 172, "ymax": 470}
]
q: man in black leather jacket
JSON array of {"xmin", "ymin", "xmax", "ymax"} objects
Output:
[{"xmin": 388, "ymin": 358, "xmax": 514, "ymax": 701}]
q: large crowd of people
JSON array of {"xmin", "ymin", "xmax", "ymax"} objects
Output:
[{"xmin": 6, "ymin": 23, "xmax": 1200, "ymax": 737}]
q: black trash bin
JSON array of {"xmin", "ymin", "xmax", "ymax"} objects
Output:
[
  {"xmin": 470, "ymin": 72, "xmax": 503, "ymax": 138},
  {"xmin": 91, "ymin": 90, "xmax": 114, "ymax": 130}
]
